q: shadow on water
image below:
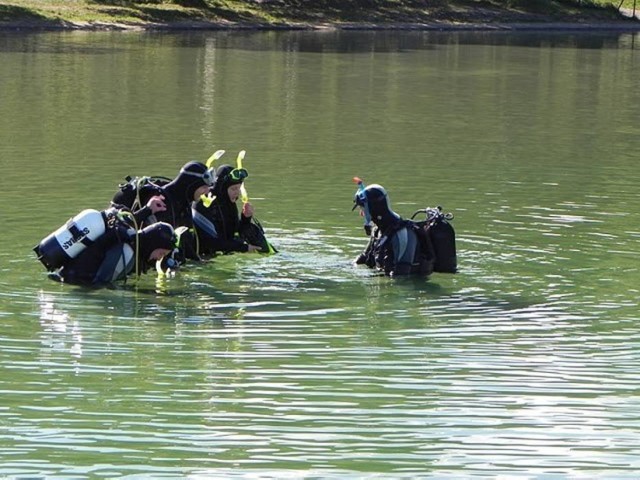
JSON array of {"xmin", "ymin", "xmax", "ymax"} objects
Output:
[
  {"xmin": 160, "ymin": 29, "xmax": 640, "ymax": 52},
  {"xmin": 12, "ymin": 213, "xmax": 569, "ymax": 336},
  {"xmin": 2, "ymin": 29, "xmax": 639, "ymax": 56},
  {"xmin": 27, "ymin": 242, "xmax": 548, "ymax": 333}
]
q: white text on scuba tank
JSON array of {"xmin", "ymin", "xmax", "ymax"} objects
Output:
[{"xmin": 61, "ymin": 227, "xmax": 90, "ymax": 250}]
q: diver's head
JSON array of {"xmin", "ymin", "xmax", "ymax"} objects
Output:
[
  {"xmin": 138, "ymin": 222, "xmax": 177, "ymax": 263},
  {"xmin": 172, "ymin": 161, "xmax": 215, "ymax": 202},
  {"xmin": 352, "ymin": 183, "xmax": 399, "ymax": 229},
  {"xmin": 214, "ymin": 164, "xmax": 249, "ymax": 203}
]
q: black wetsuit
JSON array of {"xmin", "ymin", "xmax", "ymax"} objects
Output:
[{"xmin": 192, "ymin": 164, "xmax": 252, "ymax": 255}]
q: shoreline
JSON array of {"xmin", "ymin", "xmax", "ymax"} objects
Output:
[{"xmin": 1, "ymin": 19, "xmax": 640, "ymax": 32}]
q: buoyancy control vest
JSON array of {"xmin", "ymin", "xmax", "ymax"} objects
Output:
[
  {"xmin": 113, "ymin": 175, "xmax": 171, "ymax": 211},
  {"xmin": 34, "ymin": 207, "xmax": 120, "ymax": 271},
  {"xmin": 113, "ymin": 165, "xmax": 209, "ymax": 231},
  {"xmin": 370, "ymin": 220, "xmax": 435, "ymax": 276}
]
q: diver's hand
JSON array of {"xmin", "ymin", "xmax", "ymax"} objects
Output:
[
  {"xmin": 247, "ymin": 244, "xmax": 261, "ymax": 253},
  {"xmin": 242, "ymin": 202, "xmax": 254, "ymax": 218},
  {"xmin": 147, "ymin": 195, "xmax": 167, "ymax": 214}
]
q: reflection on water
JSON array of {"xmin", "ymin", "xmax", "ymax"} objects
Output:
[
  {"xmin": 1, "ymin": 30, "xmax": 639, "ymax": 477},
  {"xmin": 2, "ymin": 29, "xmax": 639, "ymax": 56},
  {"xmin": 38, "ymin": 292, "xmax": 83, "ymax": 358}
]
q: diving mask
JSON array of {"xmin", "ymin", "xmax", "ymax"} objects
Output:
[
  {"xmin": 227, "ymin": 168, "xmax": 248, "ymax": 182},
  {"xmin": 352, "ymin": 185, "xmax": 372, "ymax": 228},
  {"xmin": 180, "ymin": 166, "xmax": 216, "ymax": 186}
]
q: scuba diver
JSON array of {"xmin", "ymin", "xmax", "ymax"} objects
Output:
[
  {"xmin": 45, "ymin": 219, "xmax": 177, "ymax": 287},
  {"xmin": 111, "ymin": 160, "xmax": 214, "ymax": 261},
  {"xmin": 352, "ymin": 182, "xmax": 435, "ymax": 277},
  {"xmin": 191, "ymin": 164, "xmax": 263, "ymax": 255},
  {"xmin": 112, "ymin": 160, "xmax": 214, "ymax": 230}
]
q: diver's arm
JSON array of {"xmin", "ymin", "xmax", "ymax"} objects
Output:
[
  {"xmin": 193, "ymin": 209, "xmax": 249, "ymax": 253},
  {"xmin": 209, "ymin": 235, "xmax": 250, "ymax": 253},
  {"xmin": 120, "ymin": 195, "xmax": 166, "ymax": 226},
  {"xmin": 355, "ymin": 234, "xmax": 377, "ymax": 267},
  {"xmin": 131, "ymin": 206, "xmax": 153, "ymax": 225}
]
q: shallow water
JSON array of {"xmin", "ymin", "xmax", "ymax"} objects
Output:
[{"xmin": 1, "ymin": 30, "xmax": 639, "ymax": 477}]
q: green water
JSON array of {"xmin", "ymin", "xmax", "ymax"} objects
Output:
[{"xmin": 1, "ymin": 30, "xmax": 639, "ymax": 477}]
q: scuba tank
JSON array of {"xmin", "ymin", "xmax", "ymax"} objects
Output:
[
  {"xmin": 34, "ymin": 208, "xmax": 118, "ymax": 271},
  {"xmin": 113, "ymin": 175, "xmax": 171, "ymax": 210},
  {"xmin": 412, "ymin": 206, "xmax": 457, "ymax": 273}
]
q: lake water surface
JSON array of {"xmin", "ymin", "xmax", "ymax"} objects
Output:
[{"xmin": 1, "ymin": 29, "xmax": 639, "ymax": 478}]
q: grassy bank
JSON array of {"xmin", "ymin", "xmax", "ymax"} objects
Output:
[{"xmin": 0, "ymin": 0, "xmax": 637, "ymax": 30}]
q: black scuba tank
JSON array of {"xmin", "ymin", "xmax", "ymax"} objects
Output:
[
  {"xmin": 34, "ymin": 208, "xmax": 118, "ymax": 271},
  {"xmin": 429, "ymin": 217, "xmax": 457, "ymax": 273},
  {"xmin": 113, "ymin": 175, "xmax": 171, "ymax": 209},
  {"xmin": 412, "ymin": 206, "xmax": 457, "ymax": 274}
]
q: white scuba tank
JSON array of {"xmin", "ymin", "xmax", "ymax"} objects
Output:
[{"xmin": 34, "ymin": 208, "xmax": 117, "ymax": 271}]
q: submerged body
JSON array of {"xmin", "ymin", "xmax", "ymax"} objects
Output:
[
  {"xmin": 49, "ymin": 221, "xmax": 176, "ymax": 286},
  {"xmin": 34, "ymin": 202, "xmax": 177, "ymax": 287},
  {"xmin": 356, "ymin": 220, "xmax": 434, "ymax": 276}
]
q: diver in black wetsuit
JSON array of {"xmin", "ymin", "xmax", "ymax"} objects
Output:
[
  {"xmin": 50, "ymin": 221, "xmax": 177, "ymax": 286},
  {"xmin": 353, "ymin": 183, "xmax": 434, "ymax": 277},
  {"xmin": 112, "ymin": 161, "xmax": 214, "ymax": 230},
  {"xmin": 191, "ymin": 164, "xmax": 262, "ymax": 255}
]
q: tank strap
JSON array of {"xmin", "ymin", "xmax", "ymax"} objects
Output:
[
  {"xmin": 66, "ymin": 221, "xmax": 84, "ymax": 241},
  {"xmin": 66, "ymin": 220, "xmax": 97, "ymax": 249},
  {"xmin": 80, "ymin": 237, "xmax": 96, "ymax": 248}
]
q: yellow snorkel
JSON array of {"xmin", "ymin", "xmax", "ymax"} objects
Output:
[
  {"xmin": 235, "ymin": 150, "xmax": 277, "ymax": 255},
  {"xmin": 236, "ymin": 150, "xmax": 249, "ymax": 204},
  {"xmin": 207, "ymin": 149, "xmax": 225, "ymax": 169},
  {"xmin": 200, "ymin": 149, "xmax": 225, "ymax": 208}
]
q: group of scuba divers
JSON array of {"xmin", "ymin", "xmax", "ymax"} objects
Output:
[{"xmin": 34, "ymin": 151, "xmax": 457, "ymax": 287}]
